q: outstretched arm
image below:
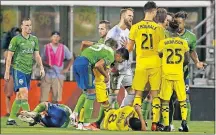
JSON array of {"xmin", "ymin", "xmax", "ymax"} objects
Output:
[{"xmin": 134, "ymin": 105, "xmax": 146, "ymax": 131}]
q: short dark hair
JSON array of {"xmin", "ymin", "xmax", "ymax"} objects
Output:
[
  {"xmin": 129, "ymin": 117, "xmax": 142, "ymax": 131},
  {"xmin": 174, "ymin": 11, "xmax": 188, "ymax": 20},
  {"xmin": 154, "ymin": 8, "xmax": 167, "ymax": 23},
  {"xmin": 116, "ymin": 48, "xmax": 129, "ymax": 60},
  {"xmin": 105, "ymin": 38, "xmax": 118, "ymax": 49},
  {"xmin": 167, "ymin": 12, "xmax": 175, "ymax": 18},
  {"xmin": 51, "ymin": 31, "xmax": 60, "ymax": 36},
  {"xmin": 99, "ymin": 20, "xmax": 111, "ymax": 30},
  {"xmin": 169, "ymin": 19, "xmax": 179, "ymax": 33},
  {"xmin": 143, "ymin": 1, "xmax": 157, "ymax": 12},
  {"xmin": 21, "ymin": 17, "xmax": 31, "ymax": 25},
  {"xmin": 120, "ymin": 8, "xmax": 134, "ymax": 19}
]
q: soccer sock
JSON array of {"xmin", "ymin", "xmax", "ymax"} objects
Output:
[
  {"xmin": 133, "ymin": 95, "xmax": 142, "ymax": 106},
  {"xmin": 79, "ymin": 107, "xmax": 84, "ymax": 123},
  {"xmin": 74, "ymin": 92, "xmax": 87, "ymax": 113},
  {"xmin": 152, "ymin": 97, "xmax": 161, "ymax": 123},
  {"xmin": 180, "ymin": 101, "xmax": 188, "ymax": 121},
  {"xmin": 33, "ymin": 102, "xmax": 46, "ymax": 113},
  {"xmin": 121, "ymin": 94, "xmax": 135, "ymax": 107},
  {"xmin": 96, "ymin": 105, "xmax": 104, "ymax": 122},
  {"xmin": 161, "ymin": 102, "xmax": 169, "ymax": 126},
  {"xmin": 9, "ymin": 99, "xmax": 21, "ymax": 120},
  {"xmin": 186, "ymin": 100, "xmax": 191, "ymax": 122},
  {"xmin": 142, "ymin": 100, "xmax": 151, "ymax": 120},
  {"xmin": 109, "ymin": 94, "xmax": 117, "ymax": 108},
  {"xmin": 83, "ymin": 95, "xmax": 95, "ymax": 123},
  {"xmin": 21, "ymin": 99, "xmax": 30, "ymax": 111}
]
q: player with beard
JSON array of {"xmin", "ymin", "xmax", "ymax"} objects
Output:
[{"xmin": 174, "ymin": 11, "xmax": 205, "ymax": 131}]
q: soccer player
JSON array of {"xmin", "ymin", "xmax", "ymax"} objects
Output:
[
  {"xmin": 126, "ymin": 1, "xmax": 165, "ymax": 131},
  {"xmin": 158, "ymin": 19, "xmax": 190, "ymax": 132},
  {"xmin": 18, "ymin": 102, "xmax": 72, "ymax": 128},
  {"xmin": 174, "ymin": 11, "xmax": 205, "ymax": 131},
  {"xmin": 105, "ymin": 8, "xmax": 134, "ymax": 109},
  {"xmin": 71, "ymin": 20, "xmax": 111, "ymax": 129},
  {"xmin": 4, "ymin": 18, "xmax": 45, "ymax": 125},
  {"xmin": 73, "ymin": 38, "xmax": 124, "ymax": 130}
]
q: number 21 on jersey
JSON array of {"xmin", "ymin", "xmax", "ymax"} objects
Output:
[{"xmin": 141, "ymin": 33, "xmax": 153, "ymax": 49}]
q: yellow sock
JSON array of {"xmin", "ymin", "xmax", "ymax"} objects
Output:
[
  {"xmin": 79, "ymin": 107, "xmax": 84, "ymax": 123},
  {"xmin": 180, "ymin": 101, "xmax": 188, "ymax": 121},
  {"xmin": 161, "ymin": 102, "xmax": 169, "ymax": 126},
  {"xmin": 152, "ymin": 97, "xmax": 161, "ymax": 123},
  {"xmin": 133, "ymin": 96, "xmax": 142, "ymax": 106}
]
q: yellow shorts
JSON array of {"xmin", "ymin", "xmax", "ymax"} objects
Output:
[
  {"xmin": 159, "ymin": 77, "xmax": 186, "ymax": 101},
  {"xmin": 93, "ymin": 68, "xmax": 108, "ymax": 103},
  {"xmin": 132, "ymin": 66, "xmax": 161, "ymax": 91}
]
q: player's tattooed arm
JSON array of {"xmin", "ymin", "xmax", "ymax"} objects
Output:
[
  {"xmin": 4, "ymin": 51, "xmax": 14, "ymax": 81},
  {"xmin": 95, "ymin": 59, "xmax": 109, "ymax": 83},
  {"xmin": 190, "ymin": 50, "xmax": 205, "ymax": 69},
  {"xmin": 134, "ymin": 105, "xmax": 147, "ymax": 131},
  {"xmin": 184, "ymin": 51, "xmax": 190, "ymax": 66},
  {"xmin": 80, "ymin": 40, "xmax": 95, "ymax": 51}
]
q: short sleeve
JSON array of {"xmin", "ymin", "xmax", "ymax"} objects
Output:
[
  {"xmin": 8, "ymin": 37, "xmax": 17, "ymax": 52},
  {"xmin": 189, "ymin": 35, "xmax": 197, "ymax": 51},
  {"xmin": 34, "ymin": 37, "xmax": 39, "ymax": 51}
]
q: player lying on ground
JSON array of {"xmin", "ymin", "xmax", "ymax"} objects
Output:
[
  {"xmin": 158, "ymin": 19, "xmax": 190, "ymax": 132},
  {"xmin": 18, "ymin": 102, "xmax": 72, "ymax": 128}
]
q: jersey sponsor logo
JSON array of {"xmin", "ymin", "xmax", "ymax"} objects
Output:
[
  {"xmin": 19, "ymin": 79, "xmax": 24, "ymax": 85},
  {"xmin": 22, "ymin": 48, "xmax": 34, "ymax": 54}
]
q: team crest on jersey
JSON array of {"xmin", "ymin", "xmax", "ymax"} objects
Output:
[
  {"xmin": 19, "ymin": 79, "xmax": 24, "ymax": 85},
  {"xmin": 31, "ymin": 41, "xmax": 35, "ymax": 46}
]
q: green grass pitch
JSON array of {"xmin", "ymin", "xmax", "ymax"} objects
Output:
[{"xmin": 1, "ymin": 117, "xmax": 214, "ymax": 134}]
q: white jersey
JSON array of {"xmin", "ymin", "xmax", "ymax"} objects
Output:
[{"xmin": 106, "ymin": 25, "xmax": 132, "ymax": 75}]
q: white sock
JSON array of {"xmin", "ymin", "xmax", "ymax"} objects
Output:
[{"xmin": 120, "ymin": 94, "xmax": 135, "ymax": 107}]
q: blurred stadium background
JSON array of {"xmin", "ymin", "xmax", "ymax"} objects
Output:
[{"xmin": 0, "ymin": 0, "xmax": 215, "ymax": 133}]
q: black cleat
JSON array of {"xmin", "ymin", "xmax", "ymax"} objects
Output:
[
  {"xmin": 162, "ymin": 126, "xmax": 171, "ymax": 132},
  {"xmin": 179, "ymin": 120, "xmax": 189, "ymax": 132},
  {"xmin": 6, "ymin": 120, "xmax": 18, "ymax": 126},
  {"xmin": 157, "ymin": 122, "xmax": 165, "ymax": 131}
]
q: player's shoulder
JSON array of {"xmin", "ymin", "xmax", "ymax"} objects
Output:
[
  {"xmin": 30, "ymin": 34, "xmax": 39, "ymax": 40},
  {"xmin": 185, "ymin": 29, "xmax": 196, "ymax": 37}
]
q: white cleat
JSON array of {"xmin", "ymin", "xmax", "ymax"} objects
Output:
[
  {"xmin": 170, "ymin": 124, "xmax": 175, "ymax": 131},
  {"xmin": 76, "ymin": 123, "xmax": 84, "ymax": 130},
  {"xmin": 20, "ymin": 111, "xmax": 37, "ymax": 118},
  {"xmin": 18, "ymin": 115, "xmax": 35, "ymax": 123},
  {"xmin": 70, "ymin": 112, "xmax": 78, "ymax": 127}
]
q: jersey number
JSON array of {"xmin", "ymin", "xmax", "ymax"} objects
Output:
[
  {"xmin": 141, "ymin": 34, "xmax": 153, "ymax": 49},
  {"xmin": 166, "ymin": 49, "xmax": 183, "ymax": 64},
  {"xmin": 108, "ymin": 114, "xmax": 117, "ymax": 123}
]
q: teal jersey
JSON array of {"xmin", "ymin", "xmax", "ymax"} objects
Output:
[
  {"xmin": 81, "ymin": 43, "xmax": 114, "ymax": 67},
  {"xmin": 8, "ymin": 34, "xmax": 39, "ymax": 74},
  {"xmin": 179, "ymin": 29, "xmax": 197, "ymax": 52},
  {"xmin": 97, "ymin": 38, "xmax": 105, "ymax": 44},
  {"xmin": 58, "ymin": 104, "xmax": 72, "ymax": 128}
]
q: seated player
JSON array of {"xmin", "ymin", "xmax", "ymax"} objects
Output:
[
  {"xmin": 18, "ymin": 102, "xmax": 72, "ymax": 128},
  {"xmin": 158, "ymin": 20, "xmax": 190, "ymax": 132}
]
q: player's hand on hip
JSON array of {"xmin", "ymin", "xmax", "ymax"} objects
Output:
[
  {"xmin": 196, "ymin": 62, "xmax": 205, "ymax": 70},
  {"xmin": 4, "ymin": 71, "xmax": 10, "ymax": 82},
  {"xmin": 40, "ymin": 68, "xmax": 45, "ymax": 78}
]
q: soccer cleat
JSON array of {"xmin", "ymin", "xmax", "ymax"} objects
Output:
[
  {"xmin": 157, "ymin": 122, "xmax": 165, "ymax": 131},
  {"xmin": 70, "ymin": 112, "xmax": 78, "ymax": 127},
  {"xmin": 162, "ymin": 126, "xmax": 171, "ymax": 132},
  {"xmin": 179, "ymin": 120, "xmax": 189, "ymax": 132},
  {"xmin": 20, "ymin": 111, "xmax": 37, "ymax": 118},
  {"xmin": 18, "ymin": 115, "xmax": 35, "ymax": 124},
  {"xmin": 151, "ymin": 122, "xmax": 157, "ymax": 131},
  {"xmin": 170, "ymin": 124, "xmax": 175, "ymax": 131},
  {"xmin": 76, "ymin": 123, "xmax": 84, "ymax": 130},
  {"xmin": 6, "ymin": 120, "xmax": 18, "ymax": 126}
]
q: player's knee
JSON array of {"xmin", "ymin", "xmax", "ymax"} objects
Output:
[
  {"xmin": 86, "ymin": 93, "xmax": 96, "ymax": 100},
  {"xmin": 17, "ymin": 88, "xmax": 28, "ymax": 100},
  {"xmin": 129, "ymin": 117, "xmax": 142, "ymax": 131}
]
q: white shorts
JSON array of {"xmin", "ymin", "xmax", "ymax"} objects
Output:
[{"xmin": 110, "ymin": 73, "xmax": 133, "ymax": 90}]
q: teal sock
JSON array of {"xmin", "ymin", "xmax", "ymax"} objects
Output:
[
  {"xmin": 142, "ymin": 100, "xmax": 151, "ymax": 120},
  {"xmin": 96, "ymin": 105, "xmax": 104, "ymax": 122},
  {"xmin": 9, "ymin": 99, "xmax": 21, "ymax": 120},
  {"xmin": 83, "ymin": 98, "xmax": 95, "ymax": 123},
  {"xmin": 74, "ymin": 92, "xmax": 87, "ymax": 113}
]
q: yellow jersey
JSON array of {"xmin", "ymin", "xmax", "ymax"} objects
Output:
[
  {"xmin": 158, "ymin": 37, "xmax": 189, "ymax": 80},
  {"xmin": 103, "ymin": 106, "xmax": 138, "ymax": 131},
  {"xmin": 129, "ymin": 20, "xmax": 165, "ymax": 68}
]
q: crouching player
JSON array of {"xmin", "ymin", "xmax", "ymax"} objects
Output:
[
  {"xmin": 97, "ymin": 105, "xmax": 146, "ymax": 131},
  {"xmin": 18, "ymin": 102, "xmax": 72, "ymax": 128},
  {"xmin": 158, "ymin": 20, "xmax": 190, "ymax": 132}
]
